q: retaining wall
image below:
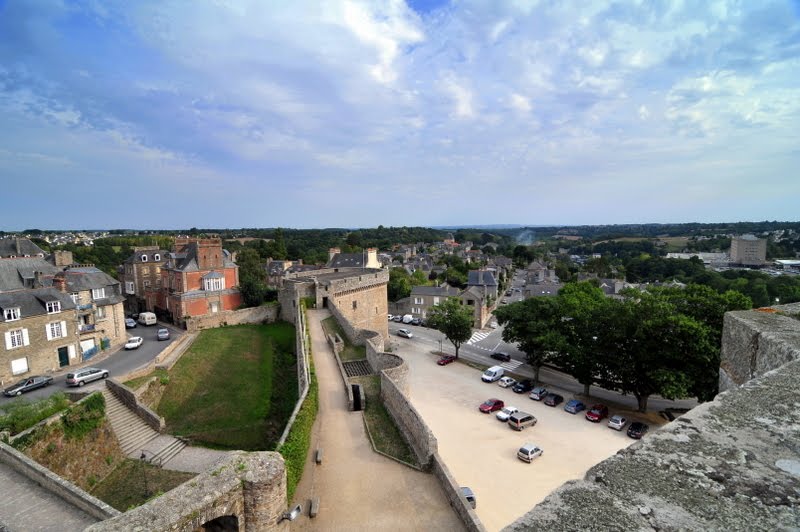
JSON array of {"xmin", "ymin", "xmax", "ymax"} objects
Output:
[
  {"xmin": 0, "ymin": 441, "xmax": 120, "ymax": 522},
  {"xmin": 105, "ymin": 379, "xmax": 165, "ymax": 433},
  {"xmin": 116, "ymin": 332, "xmax": 196, "ymax": 383},
  {"xmin": 430, "ymin": 452, "xmax": 485, "ymax": 532},
  {"xmin": 185, "ymin": 304, "xmax": 278, "ymax": 333}
]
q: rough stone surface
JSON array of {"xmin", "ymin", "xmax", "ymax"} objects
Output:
[
  {"xmin": 184, "ymin": 303, "xmax": 278, "ymax": 332},
  {"xmin": 504, "ymin": 308, "xmax": 800, "ymax": 532}
]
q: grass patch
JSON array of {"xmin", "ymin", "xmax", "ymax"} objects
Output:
[
  {"xmin": 0, "ymin": 392, "xmax": 71, "ymax": 435},
  {"xmin": 61, "ymin": 393, "xmax": 105, "ymax": 440},
  {"xmin": 90, "ymin": 459, "xmax": 195, "ymax": 511},
  {"xmin": 278, "ymin": 357, "xmax": 318, "ymax": 502},
  {"xmin": 321, "ymin": 316, "xmax": 366, "ymax": 361},
  {"xmin": 351, "ymin": 375, "xmax": 416, "ymax": 467},
  {"xmin": 157, "ymin": 323, "xmax": 297, "ymax": 450},
  {"xmin": 124, "ymin": 369, "xmax": 169, "ymax": 391}
]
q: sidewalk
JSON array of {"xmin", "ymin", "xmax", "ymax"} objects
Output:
[{"xmin": 289, "ymin": 309, "xmax": 463, "ymax": 531}]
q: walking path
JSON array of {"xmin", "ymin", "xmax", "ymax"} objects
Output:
[{"xmin": 289, "ymin": 309, "xmax": 463, "ymax": 531}]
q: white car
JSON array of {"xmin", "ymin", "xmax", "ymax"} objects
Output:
[
  {"xmin": 125, "ymin": 336, "xmax": 144, "ymax": 350},
  {"xmin": 397, "ymin": 328, "xmax": 413, "ymax": 339},
  {"xmin": 517, "ymin": 443, "xmax": 544, "ymax": 463},
  {"xmin": 608, "ymin": 414, "xmax": 627, "ymax": 431},
  {"xmin": 387, "ymin": 314, "xmax": 393, "ymax": 321},
  {"xmin": 498, "ymin": 376, "xmax": 516, "ymax": 388},
  {"xmin": 496, "ymin": 406, "xmax": 519, "ymax": 422}
]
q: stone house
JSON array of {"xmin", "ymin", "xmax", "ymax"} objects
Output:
[
  {"xmin": 409, "ymin": 285, "xmax": 461, "ymax": 319},
  {"xmin": 326, "ymin": 247, "xmax": 381, "ymax": 269},
  {"xmin": 118, "ymin": 246, "xmax": 169, "ymax": 315},
  {"xmin": 147, "ymin": 237, "xmax": 242, "ymax": 324},
  {"xmin": 56, "ymin": 266, "xmax": 128, "ymax": 360},
  {"xmin": 466, "ymin": 269, "xmax": 498, "ymax": 301},
  {"xmin": 459, "ymin": 285, "xmax": 494, "ymax": 328}
]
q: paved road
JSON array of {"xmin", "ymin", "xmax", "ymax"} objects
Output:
[{"xmin": 0, "ymin": 323, "xmax": 182, "ymax": 406}]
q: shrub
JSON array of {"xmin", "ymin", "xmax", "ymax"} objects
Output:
[
  {"xmin": 0, "ymin": 392, "xmax": 71, "ymax": 435},
  {"xmin": 61, "ymin": 393, "xmax": 105, "ymax": 440}
]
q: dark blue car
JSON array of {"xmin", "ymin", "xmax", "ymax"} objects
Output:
[{"xmin": 564, "ymin": 399, "xmax": 586, "ymax": 414}]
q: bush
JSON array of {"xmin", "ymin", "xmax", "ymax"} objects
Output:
[
  {"xmin": 0, "ymin": 392, "xmax": 71, "ymax": 435},
  {"xmin": 61, "ymin": 393, "xmax": 105, "ymax": 440},
  {"xmin": 278, "ymin": 362, "xmax": 318, "ymax": 502}
]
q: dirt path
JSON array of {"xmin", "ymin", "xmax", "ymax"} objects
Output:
[{"xmin": 289, "ymin": 309, "xmax": 463, "ymax": 531}]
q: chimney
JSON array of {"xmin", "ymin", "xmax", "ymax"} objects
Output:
[
  {"xmin": 367, "ymin": 248, "xmax": 377, "ymax": 268},
  {"xmin": 53, "ymin": 250, "xmax": 74, "ymax": 267},
  {"xmin": 328, "ymin": 247, "xmax": 340, "ymax": 263},
  {"xmin": 33, "ymin": 271, "xmax": 43, "ymax": 288},
  {"xmin": 53, "ymin": 274, "xmax": 67, "ymax": 293}
]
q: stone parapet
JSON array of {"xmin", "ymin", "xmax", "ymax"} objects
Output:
[
  {"xmin": 105, "ymin": 379, "xmax": 165, "ymax": 433},
  {"xmin": 185, "ymin": 304, "xmax": 278, "ymax": 333}
]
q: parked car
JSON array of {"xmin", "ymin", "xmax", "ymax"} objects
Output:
[
  {"xmin": 508, "ymin": 411, "xmax": 537, "ymax": 431},
  {"xmin": 564, "ymin": 399, "xmax": 586, "ymax": 414},
  {"xmin": 397, "ymin": 328, "xmax": 413, "ymax": 339},
  {"xmin": 125, "ymin": 318, "xmax": 137, "ymax": 329},
  {"xmin": 529, "ymin": 386, "xmax": 548, "ymax": 401},
  {"xmin": 437, "ymin": 355, "xmax": 456, "ymax": 366},
  {"xmin": 517, "ymin": 443, "xmax": 543, "ymax": 463},
  {"xmin": 387, "ymin": 314, "xmax": 393, "ymax": 321},
  {"xmin": 481, "ymin": 366, "xmax": 505, "ymax": 382},
  {"xmin": 479, "ymin": 398, "xmax": 504, "ymax": 413},
  {"xmin": 125, "ymin": 336, "xmax": 144, "ymax": 350},
  {"xmin": 512, "ymin": 379, "xmax": 534, "ymax": 394},
  {"xmin": 3, "ymin": 375, "xmax": 53, "ymax": 396},
  {"xmin": 489, "ymin": 321, "xmax": 498, "ymax": 329},
  {"xmin": 543, "ymin": 393, "xmax": 564, "ymax": 407},
  {"xmin": 460, "ymin": 486, "xmax": 476, "ymax": 509},
  {"xmin": 392, "ymin": 315, "xmax": 403, "ymax": 322},
  {"xmin": 498, "ymin": 376, "xmax": 516, "ymax": 388},
  {"xmin": 627, "ymin": 422, "xmax": 649, "ymax": 439},
  {"xmin": 157, "ymin": 328, "xmax": 170, "ymax": 341},
  {"xmin": 491, "ymin": 352, "xmax": 511, "ymax": 362},
  {"xmin": 585, "ymin": 404, "xmax": 609, "ymax": 422},
  {"xmin": 501, "ymin": 299, "xmax": 508, "ymax": 304},
  {"xmin": 608, "ymin": 414, "xmax": 628, "ymax": 431},
  {"xmin": 411, "ymin": 317, "xmax": 422, "ymax": 326},
  {"xmin": 505, "ymin": 290, "xmax": 512, "ymax": 296},
  {"xmin": 66, "ymin": 367, "xmax": 109, "ymax": 387},
  {"xmin": 496, "ymin": 405, "xmax": 518, "ymax": 422}
]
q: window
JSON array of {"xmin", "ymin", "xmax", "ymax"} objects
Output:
[
  {"xmin": 47, "ymin": 321, "xmax": 65, "ymax": 340},
  {"xmin": 352, "ymin": 300, "xmax": 358, "ymax": 310},
  {"xmin": 70, "ymin": 293, "xmax": 79, "ymax": 304},
  {"xmin": 203, "ymin": 277, "xmax": 225, "ymax": 291},
  {"xmin": 4, "ymin": 307, "xmax": 20, "ymax": 321},
  {"xmin": 125, "ymin": 281, "xmax": 135, "ymax": 294},
  {"xmin": 210, "ymin": 301, "xmax": 219, "ymax": 313},
  {"xmin": 10, "ymin": 357, "xmax": 29, "ymax": 375},
  {"xmin": 4, "ymin": 328, "xmax": 28, "ymax": 349},
  {"xmin": 95, "ymin": 306, "xmax": 106, "ymax": 320},
  {"xmin": 143, "ymin": 280, "xmax": 150, "ymax": 288},
  {"xmin": 141, "ymin": 255, "xmax": 148, "ymax": 262},
  {"xmin": 46, "ymin": 301, "xmax": 61, "ymax": 314},
  {"xmin": 92, "ymin": 287, "xmax": 106, "ymax": 300},
  {"xmin": 433, "ymin": 297, "xmax": 440, "ymax": 305},
  {"xmin": 414, "ymin": 297, "xmax": 423, "ymax": 305},
  {"xmin": 154, "ymin": 254, "xmax": 161, "ymax": 261}
]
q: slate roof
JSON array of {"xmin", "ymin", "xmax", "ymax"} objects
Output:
[
  {"xmin": 0, "ymin": 258, "xmax": 59, "ymax": 292},
  {"xmin": 123, "ymin": 249, "xmax": 169, "ymax": 264},
  {"xmin": 58, "ymin": 267, "xmax": 125, "ymax": 304},
  {"xmin": 202, "ymin": 271, "xmax": 224, "ymax": 279},
  {"xmin": 328, "ymin": 253, "xmax": 367, "ymax": 268},
  {"xmin": 0, "ymin": 237, "xmax": 46, "ymax": 258},
  {"xmin": 166, "ymin": 243, "xmax": 237, "ymax": 272},
  {"xmin": 410, "ymin": 285, "xmax": 460, "ymax": 297},
  {"xmin": 0, "ymin": 288, "xmax": 76, "ymax": 319},
  {"xmin": 467, "ymin": 270, "xmax": 497, "ymax": 287}
]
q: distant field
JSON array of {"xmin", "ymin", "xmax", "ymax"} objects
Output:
[{"xmin": 157, "ymin": 323, "xmax": 297, "ymax": 451}]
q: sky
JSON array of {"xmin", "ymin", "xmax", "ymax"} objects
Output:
[{"xmin": 1, "ymin": 0, "xmax": 799, "ymax": 231}]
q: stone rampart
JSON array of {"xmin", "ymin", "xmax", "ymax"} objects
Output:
[
  {"xmin": 116, "ymin": 332, "xmax": 197, "ymax": 382},
  {"xmin": 87, "ymin": 451, "xmax": 288, "ymax": 531},
  {"xmin": 719, "ymin": 302, "xmax": 800, "ymax": 391},
  {"xmin": 0, "ymin": 441, "xmax": 120, "ymax": 522},
  {"xmin": 430, "ymin": 452, "xmax": 485, "ymax": 532},
  {"xmin": 277, "ymin": 304, "xmax": 311, "ymax": 446},
  {"xmin": 105, "ymin": 379, "xmax": 165, "ymax": 433},
  {"xmin": 185, "ymin": 303, "xmax": 278, "ymax": 333}
]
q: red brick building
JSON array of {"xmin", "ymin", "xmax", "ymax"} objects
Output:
[{"xmin": 146, "ymin": 238, "xmax": 241, "ymax": 324}]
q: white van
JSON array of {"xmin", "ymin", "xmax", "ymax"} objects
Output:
[
  {"xmin": 402, "ymin": 314, "xmax": 413, "ymax": 324},
  {"xmin": 138, "ymin": 312, "xmax": 157, "ymax": 326},
  {"xmin": 481, "ymin": 365, "xmax": 505, "ymax": 382}
]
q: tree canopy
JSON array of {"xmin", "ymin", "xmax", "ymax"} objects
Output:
[{"xmin": 426, "ymin": 297, "xmax": 473, "ymax": 359}]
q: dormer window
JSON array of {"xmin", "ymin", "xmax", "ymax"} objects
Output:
[
  {"xmin": 203, "ymin": 277, "xmax": 225, "ymax": 291},
  {"xmin": 92, "ymin": 287, "xmax": 106, "ymax": 300},
  {"xmin": 141, "ymin": 255, "xmax": 148, "ymax": 262},
  {"xmin": 46, "ymin": 301, "xmax": 61, "ymax": 314},
  {"xmin": 154, "ymin": 254, "xmax": 161, "ymax": 261},
  {"xmin": 4, "ymin": 307, "xmax": 21, "ymax": 321}
]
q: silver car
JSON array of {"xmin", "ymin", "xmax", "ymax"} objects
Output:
[
  {"xmin": 608, "ymin": 414, "xmax": 627, "ymax": 431},
  {"xmin": 66, "ymin": 367, "xmax": 109, "ymax": 387},
  {"xmin": 517, "ymin": 443, "xmax": 543, "ymax": 463}
]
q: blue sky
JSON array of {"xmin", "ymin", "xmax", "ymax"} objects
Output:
[{"xmin": 1, "ymin": 0, "xmax": 798, "ymax": 230}]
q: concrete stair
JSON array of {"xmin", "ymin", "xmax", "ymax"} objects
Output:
[{"xmin": 102, "ymin": 390, "xmax": 185, "ymax": 462}]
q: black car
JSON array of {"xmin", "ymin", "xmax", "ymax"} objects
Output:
[
  {"xmin": 3, "ymin": 375, "xmax": 53, "ymax": 396},
  {"xmin": 491, "ymin": 352, "xmax": 511, "ymax": 362},
  {"xmin": 512, "ymin": 379, "xmax": 534, "ymax": 394},
  {"xmin": 543, "ymin": 393, "xmax": 564, "ymax": 407},
  {"xmin": 627, "ymin": 422, "xmax": 649, "ymax": 439}
]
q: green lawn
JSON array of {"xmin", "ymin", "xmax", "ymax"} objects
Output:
[
  {"xmin": 91, "ymin": 459, "xmax": 195, "ymax": 511},
  {"xmin": 156, "ymin": 323, "xmax": 297, "ymax": 450},
  {"xmin": 321, "ymin": 316, "xmax": 366, "ymax": 361}
]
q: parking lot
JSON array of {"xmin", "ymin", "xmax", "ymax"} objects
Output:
[{"xmin": 396, "ymin": 337, "xmax": 658, "ymax": 532}]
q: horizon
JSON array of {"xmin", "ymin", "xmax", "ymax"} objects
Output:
[{"xmin": 1, "ymin": 1, "xmax": 799, "ymax": 229}]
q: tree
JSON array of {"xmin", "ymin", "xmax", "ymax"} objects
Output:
[
  {"xmin": 426, "ymin": 297, "xmax": 473, "ymax": 359},
  {"xmin": 494, "ymin": 297, "xmax": 561, "ymax": 384},
  {"xmin": 388, "ymin": 267, "xmax": 412, "ymax": 301},
  {"xmin": 236, "ymin": 248, "xmax": 268, "ymax": 307}
]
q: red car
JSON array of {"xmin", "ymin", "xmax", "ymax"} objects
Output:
[
  {"xmin": 437, "ymin": 355, "xmax": 456, "ymax": 366},
  {"xmin": 585, "ymin": 404, "xmax": 609, "ymax": 422},
  {"xmin": 479, "ymin": 398, "xmax": 505, "ymax": 413}
]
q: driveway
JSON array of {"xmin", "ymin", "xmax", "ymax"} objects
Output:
[
  {"xmin": 289, "ymin": 309, "xmax": 463, "ymax": 531},
  {"xmin": 395, "ymin": 337, "xmax": 659, "ymax": 532}
]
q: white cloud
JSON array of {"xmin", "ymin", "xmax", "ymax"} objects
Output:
[
  {"xmin": 440, "ymin": 73, "xmax": 475, "ymax": 118},
  {"xmin": 638, "ymin": 105, "xmax": 649, "ymax": 120},
  {"xmin": 510, "ymin": 93, "xmax": 532, "ymax": 112}
]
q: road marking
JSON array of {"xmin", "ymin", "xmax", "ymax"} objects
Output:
[
  {"xmin": 467, "ymin": 331, "xmax": 490, "ymax": 345},
  {"xmin": 500, "ymin": 360, "xmax": 523, "ymax": 371}
]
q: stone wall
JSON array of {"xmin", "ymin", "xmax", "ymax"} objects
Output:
[
  {"xmin": 277, "ymin": 303, "xmax": 312, "ymax": 446},
  {"xmin": 185, "ymin": 303, "xmax": 278, "ymax": 333},
  {"xmin": 0, "ymin": 441, "xmax": 119, "ymax": 522},
  {"xmin": 430, "ymin": 453, "xmax": 485, "ymax": 532},
  {"xmin": 87, "ymin": 451, "xmax": 288, "ymax": 532},
  {"xmin": 278, "ymin": 280, "xmax": 315, "ymax": 323},
  {"xmin": 719, "ymin": 302, "xmax": 800, "ymax": 391},
  {"xmin": 105, "ymin": 379, "xmax": 165, "ymax": 433},
  {"xmin": 116, "ymin": 332, "xmax": 197, "ymax": 382}
]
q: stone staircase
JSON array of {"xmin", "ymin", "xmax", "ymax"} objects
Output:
[{"xmin": 102, "ymin": 390, "xmax": 186, "ymax": 466}]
